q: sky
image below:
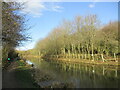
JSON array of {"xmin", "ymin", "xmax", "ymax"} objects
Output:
[{"xmin": 15, "ymin": 1, "xmax": 118, "ymax": 51}]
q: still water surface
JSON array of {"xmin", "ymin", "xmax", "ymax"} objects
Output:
[{"xmin": 29, "ymin": 58, "xmax": 119, "ymax": 88}]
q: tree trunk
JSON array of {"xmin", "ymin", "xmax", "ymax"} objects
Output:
[
  {"xmin": 91, "ymin": 43, "xmax": 94, "ymax": 61},
  {"xmin": 114, "ymin": 53, "xmax": 117, "ymax": 62},
  {"xmin": 101, "ymin": 54, "xmax": 104, "ymax": 62},
  {"xmin": 68, "ymin": 49, "xmax": 70, "ymax": 58}
]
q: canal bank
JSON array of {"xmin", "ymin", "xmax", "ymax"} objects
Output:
[{"xmin": 43, "ymin": 57, "xmax": 119, "ymax": 66}]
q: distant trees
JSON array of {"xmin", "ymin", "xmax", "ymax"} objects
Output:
[
  {"xmin": 2, "ymin": 2, "xmax": 29, "ymax": 67},
  {"xmin": 99, "ymin": 21, "xmax": 119, "ymax": 61},
  {"xmin": 34, "ymin": 14, "xmax": 119, "ymax": 61}
]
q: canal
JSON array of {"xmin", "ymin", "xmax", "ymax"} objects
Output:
[{"xmin": 28, "ymin": 57, "xmax": 119, "ymax": 88}]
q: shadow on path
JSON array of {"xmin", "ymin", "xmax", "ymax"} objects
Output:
[{"xmin": 2, "ymin": 61, "xmax": 39, "ymax": 88}]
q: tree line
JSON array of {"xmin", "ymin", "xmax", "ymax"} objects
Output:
[
  {"xmin": 34, "ymin": 15, "xmax": 119, "ymax": 61},
  {"xmin": 2, "ymin": 2, "xmax": 29, "ymax": 67}
]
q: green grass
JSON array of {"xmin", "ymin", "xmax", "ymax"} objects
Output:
[
  {"xmin": 16, "ymin": 60, "xmax": 26, "ymax": 66},
  {"xmin": 14, "ymin": 60, "xmax": 40, "ymax": 88}
]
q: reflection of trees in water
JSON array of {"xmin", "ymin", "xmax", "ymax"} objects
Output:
[
  {"xmin": 28, "ymin": 58, "xmax": 119, "ymax": 88},
  {"xmin": 51, "ymin": 60, "xmax": 118, "ymax": 78}
]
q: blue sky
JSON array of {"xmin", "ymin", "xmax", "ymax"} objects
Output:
[{"xmin": 16, "ymin": 2, "xmax": 118, "ymax": 50}]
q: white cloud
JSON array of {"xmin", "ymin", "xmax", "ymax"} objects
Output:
[
  {"xmin": 21, "ymin": 1, "xmax": 45, "ymax": 17},
  {"xmin": 51, "ymin": 5, "xmax": 64, "ymax": 12},
  {"xmin": 89, "ymin": 4, "xmax": 94, "ymax": 8},
  {"xmin": 88, "ymin": 0, "xmax": 97, "ymax": 8},
  {"xmin": 4, "ymin": 0, "xmax": 63, "ymax": 17},
  {"xmin": 21, "ymin": 1, "xmax": 63, "ymax": 17},
  {"xmin": 16, "ymin": 41, "xmax": 35, "ymax": 51}
]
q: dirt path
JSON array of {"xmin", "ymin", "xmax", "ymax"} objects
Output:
[
  {"xmin": 2, "ymin": 61, "xmax": 38, "ymax": 88},
  {"xmin": 2, "ymin": 61, "xmax": 21, "ymax": 88},
  {"xmin": 2, "ymin": 70, "xmax": 20, "ymax": 88}
]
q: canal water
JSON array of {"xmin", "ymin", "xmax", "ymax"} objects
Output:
[{"xmin": 29, "ymin": 58, "xmax": 119, "ymax": 88}]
